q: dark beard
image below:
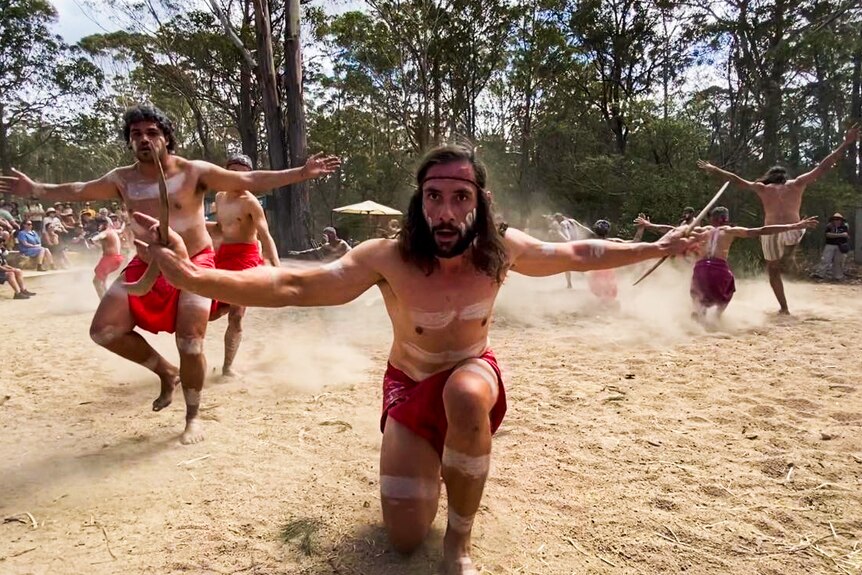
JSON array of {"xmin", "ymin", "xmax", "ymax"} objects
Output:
[{"xmin": 433, "ymin": 224, "xmax": 476, "ymax": 259}]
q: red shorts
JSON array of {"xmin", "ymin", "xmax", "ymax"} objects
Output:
[
  {"xmin": 587, "ymin": 269, "xmax": 618, "ymax": 301},
  {"xmin": 125, "ymin": 248, "xmax": 216, "ymax": 334},
  {"xmin": 94, "ymin": 254, "xmax": 125, "ymax": 281},
  {"xmin": 213, "ymin": 242, "xmax": 264, "ymax": 314},
  {"xmin": 381, "ymin": 349, "xmax": 507, "ymax": 458}
]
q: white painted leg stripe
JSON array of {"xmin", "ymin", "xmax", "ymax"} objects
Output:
[
  {"xmin": 183, "ymin": 388, "xmax": 201, "ymax": 407},
  {"xmin": 380, "ymin": 475, "xmax": 438, "ymax": 500},
  {"xmin": 455, "ymin": 362, "xmax": 497, "ymax": 387},
  {"xmin": 448, "ymin": 509, "xmax": 475, "ymax": 534},
  {"xmin": 441, "ymin": 448, "xmax": 490, "ymax": 478}
]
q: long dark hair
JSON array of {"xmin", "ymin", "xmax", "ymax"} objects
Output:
[
  {"xmin": 757, "ymin": 165, "xmax": 788, "ymax": 185},
  {"xmin": 398, "ymin": 145, "xmax": 509, "ymax": 283}
]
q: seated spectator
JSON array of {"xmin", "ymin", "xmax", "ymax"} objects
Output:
[
  {"xmin": 80, "ymin": 211, "xmax": 98, "ymax": 236},
  {"xmin": 10, "ymin": 202, "xmax": 21, "ymax": 224},
  {"xmin": 16, "ymin": 220, "xmax": 54, "ymax": 271},
  {"xmin": 23, "ymin": 201, "xmax": 45, "ymax": 232},
  {"xmin": 286, "ymin": 226, "xmax": 352, "ymax": 261},
  {"xmin": 0, "ymin": 200, "xmax": 17, "ymax": 225},
  {"xmin": 41, "ymin": 221, "xmax": 69, "ymax": 269},
  {"xmin": 0, "ymin": 240, "xmax": 36, "ymax": 299},
  {"xmin": 813, "ymin": 213, "xmax": 851, "ymax": 280},
  {"xmin": 43, "ymin": 207, "xmax": 68, "ymax": 234}
]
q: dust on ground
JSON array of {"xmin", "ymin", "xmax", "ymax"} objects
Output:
[{"xmin": 1, "ymin": 263, "xmax": 860, "ymax": 574}]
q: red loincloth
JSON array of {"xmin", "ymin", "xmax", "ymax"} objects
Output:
[
  {"xmin": 212, "ymin": 242, "xmax": 264, "ymax": 315},
  {"xmin": 125, "ymin": 248, "xmax": 216, "ymax": 334},
  {"xmin": 587, "ymin": 269, "xmax": 618, "ymax": 301},
  {"xmin": 94, "ymin": 254, "xmax": 125, "ymax": 281},
  {"xmin": 381, "ymin": 349, "xmax": 507, "ymax": 458},
  {"xmin": 690, "ymin": 258, "xmax": 736, "ymax": 307}
]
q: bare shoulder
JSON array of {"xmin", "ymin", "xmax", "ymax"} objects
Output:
[
  {"xmin": 502, "ymin": 227, "xmax": 540, "ymax": 257},
  {"xmin": 110, "ymin": 164, "xmax": 138, "ymax": 181},
  {"xmin": 351, "ymin": 238, "xmax": 398, "ymax": 263}
]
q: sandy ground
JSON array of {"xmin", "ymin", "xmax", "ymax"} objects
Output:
[{"xmin": 1, "ymin": 260, "xmax": 860, "ymax": 575}]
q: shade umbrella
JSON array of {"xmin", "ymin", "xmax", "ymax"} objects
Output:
[
  {"xmin": 332, "ymin": 200, "xmax": 403, "ymax": 240},
  {"xmin": 332, "ymin": 200, "xmax": 402, "ymax": 216}
]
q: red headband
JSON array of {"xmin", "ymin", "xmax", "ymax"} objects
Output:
[{"xmin": 420, "ymin": 176, "xmax": 482, "ymax": 189}]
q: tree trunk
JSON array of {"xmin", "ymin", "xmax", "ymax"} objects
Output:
[
  {"xmin": 760, "ymin": 0, "xmax": 787, "ymax": 166},
  {"xmin": 252, "ymin": 0, "xmax": 292, "ymax": 252},
  {"xmin": 238, "ymin": 65, "xmax": 258, "ymax": 166},
  {"xmin": 282, "ymin": 0, "xmax": 311, "ymax": 250},
  {"xmin": 0, "ymin": 102, "xmax": 9, "ymax": 177},
  {"xmin": 238, "ymin": 0, "xmax": 258, "ymax": 166},
  {"xmin": 848, "ymin": 34, "xmax": 861, "ymax": 183}
]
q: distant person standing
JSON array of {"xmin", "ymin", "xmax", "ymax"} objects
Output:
[{"xmin": 812, "ymin": 213, "xmax": 851, "ymax": 280}]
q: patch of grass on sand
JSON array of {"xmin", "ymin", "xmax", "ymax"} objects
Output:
[{"xmin": 280, "ymin": 517, "xmax": 322, "ymax": 556}]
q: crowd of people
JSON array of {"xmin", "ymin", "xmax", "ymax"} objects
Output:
[{"xmin": 0, "ymin": 200, "xmax": 134, "ymax": 299}]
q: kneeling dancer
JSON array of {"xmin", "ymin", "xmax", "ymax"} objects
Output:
[{"xmin": 141, "ymin": 145, "xmax": 700, "ymax": 573}]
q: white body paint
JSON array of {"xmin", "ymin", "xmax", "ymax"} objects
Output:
[
  {"xmin": 183, "ymin": 387, "xmax": 201, "ymax": 407},
  {"xmin": 91, "ymin": 326, "xmax": 123, "ymax": 346},
  {"xmin": 447, "ymin": 509, "xmax": 476, "ymax": 534},
  {"xmin": 322, "ymin": 259, "xmax": 345, "ymax": 277},
  {"xmin": 540, "ymin": 243, "xmax": 556, "ymax": 255},
  {"xmin": 409, "ymin": 298, "xmax": 494, "ymax": 330},
  {"xmin": 441, "ymin": 447, "xmax": 490, "ymax": 479},
  {"xmin": 125, "ymin": 173, "xmax": 186, "ymax": 201},
  {"xmin": 453, "ymin": 360, "xmax": 499, "ymax": 401},
  {"xmin": 176, "ymin": 336, "xmax": 204, "ymax": 355},
  {"xmin": 141, "ymin": 355, "xmax": 159, "ymax": 371},
  {"xmin": 587, "ymin": 240, "xmax": 606, "ymax": 258},
  {"xmin": 178, "ymin": 292, "xmax": 212, "ymax": 311},
  {"xmin": 401, "ymin": 338, "xmax": 488, "ymax": 366},
  {"xmin": 380, "ymin": 475, "xmax": 439, "ymax": 500}
]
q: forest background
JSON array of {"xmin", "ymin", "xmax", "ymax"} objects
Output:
[{"xmin": 2, "ymin": 0, "xmax": 861, "ymax": 269}]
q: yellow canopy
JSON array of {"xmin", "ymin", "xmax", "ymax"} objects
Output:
[{"xmin": 332, "ymin": 200, "xmax": 402, "ymax": 216}]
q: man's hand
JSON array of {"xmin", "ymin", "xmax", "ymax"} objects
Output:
[
  {"xmin": 696, "ymin": 159, "xmax": 715, "ymax": 173},
  {"xmin": 0, "ymin": 169, "xmax": 37, "ymax": 197},
  {"xmin": 301, "ymin": 152, "xmax": 341, "ymax": 179},
  {"xmin": 843, "ymin": 123, "xmax": 859, "ymax": 146},
  {"xmin": 633, "ymin": 214, "xmax": 650, "ymax": 228},
  {"xmin": 795, "ymin": 216, "xmax": 819, "ymax": 229},
  {"xmin": 132, "ymin": 212, "xmax": 195, "ymax": 289},
  {"xmin": 656, "ymin": 226, "xmax": 706, "ymax": 257}
]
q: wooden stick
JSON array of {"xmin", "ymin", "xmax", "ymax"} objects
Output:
[{"xmin": 633, "ymin": 181, "xmax": 730, "ymax": 286}]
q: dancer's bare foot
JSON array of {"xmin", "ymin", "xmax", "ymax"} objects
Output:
[
  {"xmin": 180, "ymin": 417, "xmax": 205, "ymax": 445},
  {"xmin": 442, "ymin": 529, "xmax": 478, "ymax": 575},
  {"xmin": 222, "ymin": 366, "xmax": 236, "ymax": 378},
  {"xmin": 152, "ymin": 371, "xmax": 179, "ymax": 412}
]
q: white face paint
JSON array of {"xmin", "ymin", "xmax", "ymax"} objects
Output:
[
  {"xmin": 447, "ymin": 509, "xmax": 476, "ymax": 534},
  {"xmin": 183, "ymin": 387, "xmax": 201, "ymax": 407},
  {"xmin": 422, "ymin": 206, "xmax": 434, "ymax": 231},
  {"xmin": 321, "ymin": 259, "xmax": 345, "ymax": 277},
  {"xmin": 441, "ymin": 447, "xmax": 490, "ymax": 479},
  {"xmin": 380, "ymin": 475, "xmax": 439, "ymax": 500},
  {"xmin": 401, "ymin": 338, "xmax": 488, "ymax": 365},
  {"xmin": 176, "ymin": 336, "xmax": 204, "ymax": 355},
  {"xmin": 126, "ymin": 173, "xmax": 186, "ymax": 201}
]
